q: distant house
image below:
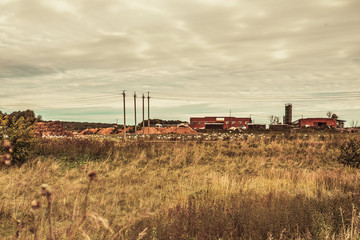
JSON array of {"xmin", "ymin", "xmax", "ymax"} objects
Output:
[
  {"xmin": 190, "ymin": 117, "xmax": 252, "ymax": 130},
  {"xmin": 292, "ymin": 118, "xmax": 345, "ymax": 128}
]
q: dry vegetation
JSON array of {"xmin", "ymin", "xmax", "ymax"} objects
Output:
[{"xmin": 1, "ymin": 133, "xmax": 360, "ymax": 239}]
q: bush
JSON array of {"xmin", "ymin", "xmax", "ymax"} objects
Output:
[
  {"xmin": 338, "ymin": 138, "xmax": 360, "ymax": 168},
  {"xmin": 0, "ymin": 111, "xmax": 38, "ymax": 164}
]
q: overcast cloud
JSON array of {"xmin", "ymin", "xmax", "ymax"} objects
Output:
[{"xmin": 0, "ymin": 0, "xmax": 359, "ymax": 125}]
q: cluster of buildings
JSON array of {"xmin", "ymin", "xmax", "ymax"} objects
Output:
[
  {"xmin": 189, "ymin": 104, "xmax": 346, "ymax": 131},
  {"xmin": 190, "ymin": 116, "xmax": 252, "ymax": 130}
]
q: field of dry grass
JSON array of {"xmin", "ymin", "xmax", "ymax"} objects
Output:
[{"xmin": 1, "ymin": 133, "xmax": 360, "ymax": 239}]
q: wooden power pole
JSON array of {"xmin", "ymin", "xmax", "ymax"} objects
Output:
[
  {"xmin": 142, "ymin": 94, "xmax": 145, "ymax": 136},
  {"xmin": 134, "ymin": 92, "xmax": 137, "ymax": 137},
  {"xmin": 230, "ymin": 109, "xmax": 232, "ymax": 128},
  {"xmin": 147, "ymin": 92, "xmax": 150, "ymax": 136},
  {"xmin": 122, "ymin": 90, "xmax": 126, "ymax": 140}
]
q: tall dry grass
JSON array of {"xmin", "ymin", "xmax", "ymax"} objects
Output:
[{"xmin": 1, "ymin": 133, "xmax": 360, "ymax": 239}]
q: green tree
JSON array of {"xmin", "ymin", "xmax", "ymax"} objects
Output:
[{"xmin": 0, "ymin": 110, "xmax": 38, "ymax": 164}]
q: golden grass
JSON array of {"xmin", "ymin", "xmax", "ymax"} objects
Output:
[{"xmin": 1, "ymin": 133, "xmax": 360, "ymax": 239}]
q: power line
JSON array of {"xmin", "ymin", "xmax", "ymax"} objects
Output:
[{"xmin": 2, "ymin": 89, "xmax": 360, "ymax": 107}]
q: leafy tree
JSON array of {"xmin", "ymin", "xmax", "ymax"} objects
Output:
[
  {"xmin": 268, "ymin": 115, "xmax": 280, "ymax": 125},
  {"xmin": 0, "ymin": 110, "xmax": 39, "ymax": 164},
  {"xmin": 326, "ymin": 112, "xmax": 339, "ymax": 119},
  {"xmin": 350, "ymin": 120, "xmax": 359, "ymax": 128},
  {"xmin": 60, "ymin": 121, "xmax": 116, "ymax": 132},
  {"xmin": 331, "ymin": 113, "xmax": 338, "ymax": 119}
]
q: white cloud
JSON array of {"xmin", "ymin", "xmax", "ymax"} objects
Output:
[
  {"xmin": 0, "ymin": 0, "xmax": 359, "ymax": 124},
  {"xmin": 272, "ymin": 50, "xmax": 288, "ymax": 60},
  {"xmin": 41, "ymin": 0, "xmax": 77, "ymax": 14},
  {"xmin": 320, "ymin": 0, "xmax": 348, "ymax": 8},
  {"xmin": 0, "ymin": 0, "xmax": 14, "ymax": 4}
]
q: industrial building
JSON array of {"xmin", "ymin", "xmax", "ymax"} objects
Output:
[
  {"xmin": 293, "ymin": 118, "xmax": 336, "ymax": 128},
  {"xmin": 283, "ymin": 103, "xmax": 346, "ymax": 128},
  {"xmin": 292, "ymin": 118, "xmax": 345, "ymax": 128},
  {"xmin": 189, "ymin": 104, "xmax": 346, "ymax": 131},
  {"xmin": 190, "ymin": 117, "xmax": 252, "ymax": 130},
  {"xmin": 284, "ymin": 103, "xmax": 292, "ymax": 125}
]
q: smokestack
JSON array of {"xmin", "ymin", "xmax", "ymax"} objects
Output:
[{"xmin": 285, "ymin": 103, "xmax": 292, "ymax": 125}]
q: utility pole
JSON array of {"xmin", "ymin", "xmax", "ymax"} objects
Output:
[
  {"xmin": 142, "ymin": 94, "xmax": 145, "ymax": 136},
  {"xmin": 134, "ymin": 92, "xmax": 137, "ymax": 137},
  {"xmin": 230, "ymin": 109, "xmax": 232, "ymax": 128},
  {"xmin": 122, "ymin": 90, "xmax": 126, "ymax": 140},
  {"xmin": 147, "ymin": 92, "xmax": 150, "ymax": 136}
]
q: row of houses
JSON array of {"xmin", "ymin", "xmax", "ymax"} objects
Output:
[{"xmin": 189, "ymin": 104, "xmax": 346, "ymax": 130}]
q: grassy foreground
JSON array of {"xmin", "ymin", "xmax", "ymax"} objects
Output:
[{"xmin": 1, "ymin": 134, "xmax": 360, "ymax": 239}]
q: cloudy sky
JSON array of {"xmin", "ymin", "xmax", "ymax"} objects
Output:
[{"xmin": 1, "ymin": 0, "xmax": 359, "ymax": 125}]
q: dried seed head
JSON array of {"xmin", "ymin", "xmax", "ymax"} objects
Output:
[
  {"xmin": 16, "ymin": 219, "xmax": 24, "ymax": 228},
  {"xmin": 3, "ymin": 139, "xmax": 12, "ymax": 149},
  {"xmin": 4, "ymin": 159, "xmax": 11, "ymax": 166},
  {"xmin": 2, "ymin": 153, "xmax": 11, "ymax": 161},
  {"xmin": 4, "ymin": 141, "xmax": 14, "ymax": 152},
  {"xmin": 88, "ymin": 171, "xmax": 97, "ymax": 181},
  {"xmin": 1, "ymin": 153, "xmax": 11, "ymax": 165},
  {"xmin": 41, "ymin": 184, "xmax": 51, "ymax": 197},
  {"xmin": 31, "ymin": 199, "xmax": 41, "ymax": 210}
]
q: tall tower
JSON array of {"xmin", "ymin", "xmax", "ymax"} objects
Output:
[{"xmin": 284, "ymin": 103, "xmax": 292, "ymax": 125}]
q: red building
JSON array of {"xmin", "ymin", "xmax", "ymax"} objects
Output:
[
  {"xmin": 294, "ymin": 118, "xmax": 337, "ymax": 128},
  {"xmin": 190, "ymin": 117, "xmax": 252, "ymax": 130}
]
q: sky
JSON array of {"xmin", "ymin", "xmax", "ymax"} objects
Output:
[{"xmin": 0, "ymin": 0, "xmax": 359, "ymax": 125}]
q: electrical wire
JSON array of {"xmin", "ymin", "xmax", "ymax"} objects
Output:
[{"xmin": 1, "ymin": 89, "xmax": 360, "ymax": 109}]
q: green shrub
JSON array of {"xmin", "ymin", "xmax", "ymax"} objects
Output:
[
  {"xmin": 338, "ymin": 138, "xmax": 360, "ymax": 168},
  {"xmin": 0, "ymin": 111, "xmax": 38, "ymax": 164}
]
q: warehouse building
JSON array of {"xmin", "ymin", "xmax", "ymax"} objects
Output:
[
  {"xmin": 292, "ymin": 118, "xmax": 345, "ymax": 128},
  {"xmin": 283, "ymin": 103, "xmax": 346, "ymax": 128}
]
